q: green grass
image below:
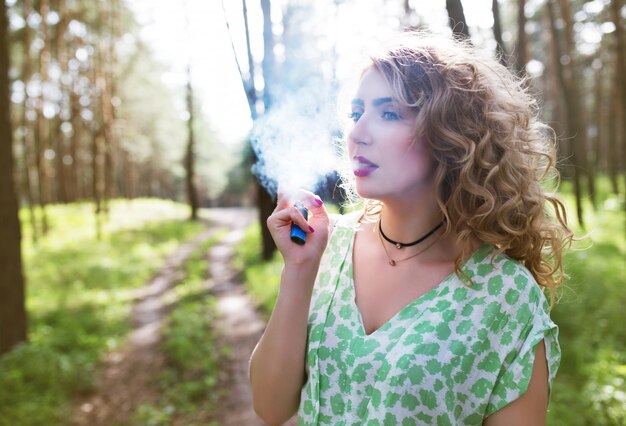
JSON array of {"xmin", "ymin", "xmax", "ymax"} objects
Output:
[
  {"xmin": 547, "ymin": 183, "xmax": 626, "ymax": 426},
  {"xmin": 131, "ymin": 234, "xmax": 225, "ymax": 426},
  {"xmin": 233, "ymin": 222, "xmax": 284, "ymax": 318},
  {"xmin": 0, "ymin": 199, "xmax": 206, "ymax": 426}
]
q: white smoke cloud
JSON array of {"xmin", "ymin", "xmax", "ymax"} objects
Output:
[{"xmin": 250, "ymin": 85, "xmax": 346, "ymax": 203}]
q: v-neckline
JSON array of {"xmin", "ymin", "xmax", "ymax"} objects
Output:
[{"xmin": 348, "ymin": 226, "xmax": 490, "ymax": 337}]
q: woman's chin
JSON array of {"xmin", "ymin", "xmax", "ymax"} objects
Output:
[{"xmin": 354, "ymin": 185, "xmax": 384, "ymax": 202}]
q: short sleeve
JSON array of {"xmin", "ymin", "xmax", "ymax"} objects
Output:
[{"xmin": 484, "ymin": 286, "xmax": 561, "ymax": 417}]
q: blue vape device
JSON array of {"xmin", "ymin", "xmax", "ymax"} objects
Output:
[{"xmin": 290, "ymin": 201, "xmax": 308, "ymax": 245}]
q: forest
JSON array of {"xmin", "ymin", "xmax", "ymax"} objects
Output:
[{"xmin": 0, "ymin": 0, "xmax": 624, "ymax": 425}]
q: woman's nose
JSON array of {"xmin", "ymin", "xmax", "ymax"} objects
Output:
[{"xmin": 348, "ymin": 117, "xmax": 370, "ymax": 146}]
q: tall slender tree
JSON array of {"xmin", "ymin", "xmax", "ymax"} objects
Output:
[
  {"xmin": 445, "ymin": 0, "xmax": 470, "ymax": 40},
  {"xmin": 224, "ymin": 0, "xmax": 278, "ymax": 259},
  {"xmin": 68, "ymin": 29, "xmax": 83, "ymax": 201},
  {"xmin": 514, "ymin": 0, "xmax": 529, "ymax": 76},
  {"xmin": 611, "ymin": 0, "xmax": 626, "ymax": 212},
  {"xmin": 590, "ymin": 57, "xmax": 604, "ymax": 212},
  {"xmin": 236, "ymin": 0, "xmax": 258, "ymax": 120},
  {"xmin": 543, "ymin": 3, "xmax": 567, "ymax": 167},
  {"xmin": 491, "ymin": 0, "xmax": 508, "ymax": 66},
  {"xmin": 546, "ymin": 0, "xmax": 586, "ymax": 227},
  {"xmin": 0, "ymin": 0, "xmax": 28, "ymax": 355},
  {"xmin": 20, "ymin": 0, "xmax": 38, "ymax": 243},
  {"xmin": 257, "ymin": 0, "xmax": 278, "ymax": 260},
  {"xmin": 608, "ymin": 61, "xmax": 621, "ymax": 194},
  {"xmin": 185, "ymin": 65, "xmax": 199, "ymax": 220},
  {"xmin": 105, "ymin": 0, "xmax": 120, "ymax": 205},
  {"xmin": 54, "ymin": 0, "xmax": 70, "ymax": 204},
  {"xmin": 35, "ymin": 0, "xmax": 50, "ymax": 233},
  {"xmin": 91, "ymin": 53, "xmax": 105, "ymax": 239}
]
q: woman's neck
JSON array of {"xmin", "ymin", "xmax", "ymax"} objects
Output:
[{"xmin": 378, "ymin": 194, "xmax": 443, "ymax": 245}]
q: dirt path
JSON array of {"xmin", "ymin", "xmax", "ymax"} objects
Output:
[
  {"xmin": 71, "ymin": 208, "xmax": 298, "ymax": 425},
  {"xmin": 71, "ymin": 220, "xmax": 219, "ymax": 426},
  {"xmin": 209, "ymin": 211, "xmax": 297, "ymax": 426}
]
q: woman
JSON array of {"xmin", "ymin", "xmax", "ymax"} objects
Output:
[{"xmin": 250, "ymin": 33, "xmax": 573, "ymax": 425}]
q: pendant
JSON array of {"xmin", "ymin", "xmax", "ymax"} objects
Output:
[
  {"xmin": 389, "ymin": 259, "xmax": 396, "ymax": 266},
  {"xmin": 396, "ymin": 243, "xmax": 402, "ymax": 249}
]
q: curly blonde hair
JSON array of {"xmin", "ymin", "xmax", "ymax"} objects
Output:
[{"xmin": 343, "ymin": 33, "xmax": 573, "ymax": 306}]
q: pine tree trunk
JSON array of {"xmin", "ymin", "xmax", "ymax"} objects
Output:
[
  {"xmin": 546, "ymin": 0, "xmax": 586, "ymax": 228},
  {"xmin": 21, "ymin": 0, "xmax": 38, "ymax": 242},
  {"xmin": 185, "ymin": 66, "xmax": 199, "ymax": 221},
  {"xmin": 591, "ymin": 54, "xmax": 607, "ymax": 209},
  {"xmin": 94, "ymin": 2, "xmax": 110, "ymax": 215},
  {"xmin": 0, "ymin": 0, "xmax": 28, "ymax": 355},
  {"xmin": 445, "ymin": 0, "xmax": 470, "ymax": 40},
  {"xmin": 259, "ymin": 0, "xmax": 278, "ymax": 260},
  {"xmin": 125, "ymin": 152, "xmax": 136, "ymax": 198},
  {"xmin": 93, "ymin": 131, "xmax": 104, "ymax": 239},
  {"xmin": 231, "ymin": 0, "xmax": 278, "ymax": 259},
  {"xmin": 611, "ymin": 0, "xmax": 626, "ymax": 211},
  {"xmin": 543, "ymin": 6, "xmax": 568, "ymax": 180},
  {"xmin": 36, "ymin": 0, "xmax": 50, "ymax": 233},
  {"xmin": 491, "ymin": 0, "xmax": 508, "ymax": 66},
  {"xmin": 514, "ymin": 0, "xmax": 529, "ymax": 76},
  {"xmin": 54, "ymin": 0, "xmax": 70, "ymax": 203},
  {"xmin": 69, "ymin": 70, "xmax": 81, "ymax": 200},
  {"xmin": 106, "ymin": 0, "xmax": 119, "ymax": 204},
  {"xmin": 595, "ymin": 58, "xmax": 609, "ymax": 178},
  {"xmin": 241, "ymin": 0, "xmax": 258, "ymax": 120},
  {"xmin": 402, "ymin": 0, "xmax": 415, "ymax": 28},
  {"xmin": 91, "ymin": 68, "xmax": 102, "ymax": 238}
]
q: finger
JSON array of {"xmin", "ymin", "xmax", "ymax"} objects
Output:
[
  {"xmin": 276, "ymin": 189, "xmax": 323, "ymax": 218},
  {"xmin": 274, "ymin": 192, "xmax": 291, "ymax": 212},
  {"xmin": 286, "ymin": 189, "xmax": 323, "ymax": 210},
  {"xmin": 297, "ymin": 192, "xmax": 326, "ymax": 216},
  {"xmin": 269, "ymin": 205, "xmax": 314, "ymax": 233}
]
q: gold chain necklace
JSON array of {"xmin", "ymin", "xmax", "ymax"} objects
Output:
[{"xmin": 377, "ymin": 222, "xmax": 442, "ymax": 266}]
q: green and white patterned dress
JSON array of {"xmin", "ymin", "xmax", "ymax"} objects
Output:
[{"xmin": 297, "ymin": 212, "xmax": 561, "ymax": 425}]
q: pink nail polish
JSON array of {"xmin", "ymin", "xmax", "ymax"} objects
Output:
[
  {"xmin": 314, "ymin": 197, "xmax": 323, "ymax": 206},
  {"xmin": 308, "ymin": 225, "xmax": 315, "ymax": 233}
]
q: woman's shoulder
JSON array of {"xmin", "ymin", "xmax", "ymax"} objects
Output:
[{"xmin": 466, "ymin": 244, "xmax": 549, "ymax": 315}]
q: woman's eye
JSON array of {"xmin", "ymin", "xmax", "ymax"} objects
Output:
[
  {"xmin": 348, "ymin": 111, "xmax": 362, "ymax": 122},
  {"xmin": 382, "ymin": 111, "xmax": 400, "ymax": 121}
]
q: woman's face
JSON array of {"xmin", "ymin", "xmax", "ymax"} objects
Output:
[{"xmin": 347, "ymin": 68, "xmax": 435, "ymax": 202}]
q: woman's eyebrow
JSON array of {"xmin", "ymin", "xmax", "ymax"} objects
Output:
[
  {"xmin": 351, "ymin": 97, "xmax": 396, "ymax": 107},
  {"xmin": 372, "ymin": 97, "xmax": 394, "ymax": 107}
]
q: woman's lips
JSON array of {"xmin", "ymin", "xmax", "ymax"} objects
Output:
[
  {"xmin": 353, "ymin": 156, "xmax": 379, "ymax": 177},
  {"xmin": 354, "ymin": 167, "xmax": 377, "ymax": 177}
]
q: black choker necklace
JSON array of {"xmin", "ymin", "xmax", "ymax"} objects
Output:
[{"xmin": 379, "ymin": 219, "xmax": 444, "ymax": 249}]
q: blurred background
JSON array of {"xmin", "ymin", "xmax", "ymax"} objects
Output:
[{"xmin": 0, "ymin": 0, "xmax": 624, "ymax": 425}]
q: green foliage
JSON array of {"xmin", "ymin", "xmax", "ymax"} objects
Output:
[
  {"xmin": 131, "ymin": 235, "xmax": 224, "ymax": 426},
  {"xmin": 233, "ymin": 223, "xmax": 283, "ymax": 317},
  {"xmin": 118, "ymin": 35, "xmax": 239, "ymax": 204},
  {"xmin": 220, "ymin": 142, "xmax": 255, "ymax": 206},
  {"xmin": 584, "ymin": 349, "xmax": 626, "ymax": 425},
  {"xmin": 547, "ymin": 182, "xmax": 626, "ymax": 426},
  {"xmin": 0, "ymin": 199, "xmax": 205, "ymax": 426},
  {"xmin": 193, "ymin": 117, "xmax": 239, "ymax": 203},
  {"xmin": 132, "ymin": 404, "xmax": 177, "ymax": 426},
  {"xmin": 0, "ymin": 344, "xmax": 93, "ymax": 426}
]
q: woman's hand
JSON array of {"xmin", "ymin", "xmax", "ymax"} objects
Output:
[{"xmin": 266, "ymin": 190, "xmax": 330, "ymax": 266}]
